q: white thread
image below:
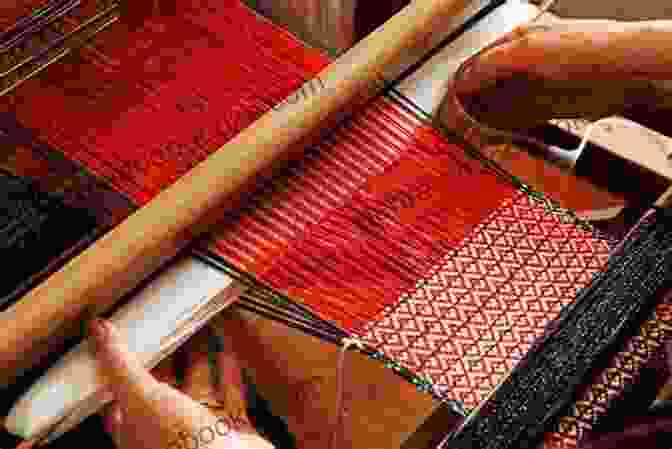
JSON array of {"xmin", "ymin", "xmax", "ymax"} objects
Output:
[
  {"xmin": 574, "ymin": 117, "xmax": 623, "ymax": 154},
  {"xmin": 341, "ymin": 337, "xmax": 365, "ymax": 352},
  {"xmin": 329, "ymin": 336, "xmax": 366, "ymax": 449}
]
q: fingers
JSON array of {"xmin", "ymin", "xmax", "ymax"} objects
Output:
[
  {"xmin": 91, "ymin": 317, "xmax": 268, "ymax": 448},
  {"xmin": 452, "ymin": 39, "xmax": 520, "ymax": 97},
  {"xmin": 180, "ymin": 323, "xmax": 253, "ymax": 431},
  {"xmin": 89, "ymin": 319, "xmax": 221, "ymax": 449},
  {"xmin": 452, "ymin": 19, "xmax": 672, "ymax": 126},
  {"xmin": 151, "ymin": 354, "xmax": 179, "ymax": 388},
  {"xmin": 209, "ymin": 329, "xmax": 251, "ymax": 430},
  {"xmin": 89, "ymin": 319, "xmax": 163, "ymax": 404},
  {"xmin": 209, "ymin": 327, "xmax": 245, "ymax": 392},
  {"xmin": 457, "ymin": 77, "xmax": 655, "ymax": 130},
  {"xmin": 446, "ymin": 20, "xmax": 672, "ymax": 131},
  {"xmin": 179, "ymin": 326, "xmax": 216, "ymax": 402},
  {"xmin": 101, "ymin": 402, "xmax": 125, "ymax": 448}
]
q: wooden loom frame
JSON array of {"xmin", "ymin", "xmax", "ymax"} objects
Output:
[
  {"xmin": 0, "ymin": 2, "xmax": 516, "ymax": 446},
  {"xmin": 0, "ymin": 0, "xmax": 484, "ymax": 389},
  {"xmin": 6, "ymin": 0, "xmax": 672, "ymax": 448}
]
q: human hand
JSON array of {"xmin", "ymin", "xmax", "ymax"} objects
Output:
[
  {"xmin": 439, "ymin": 16, "xmax": 672, "ymax": 132},
  {"xmin": 88, "ymin": 318, "xmax": 274, "ymax": 449}
]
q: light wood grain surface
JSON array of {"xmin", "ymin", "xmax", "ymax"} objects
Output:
[
  {"xmin": 210, "ymin": 309, "xmax": 438, "ymax": 449},
  {"xmin": 0, "ymin": 0, "xmax": 476, "ymax": 389}
]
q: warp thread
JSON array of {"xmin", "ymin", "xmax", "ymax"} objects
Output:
[
  {"xmin": 329, "ymin": 337, "xmax": 365, "ymax": 449},
  {"xmin": 445, "ymin": 207, "xmax": 672, "ymax": 449},
  {"xmin": 7, "ymin": 0, "xmax": 519, "ymax": 332},
  {"xmin": 1, "ymin": 3, "xmax": 637, "ymax": 448}
]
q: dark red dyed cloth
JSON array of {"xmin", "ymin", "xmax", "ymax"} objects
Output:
[
  {"xmin": 0, "ymin": 169, "xmax": 97, "ymax": 304},
  {"xmin": 0, "ymin": 111, "xmax": 133, "ymax": 306},
  {"xmin": 3, "ymin": 0, "xmax": 517, "ymax": 331}
]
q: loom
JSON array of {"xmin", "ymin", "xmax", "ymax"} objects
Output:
[{"xmin": 1, "ymin": 0, "xmax": 671, "ymax": 448}]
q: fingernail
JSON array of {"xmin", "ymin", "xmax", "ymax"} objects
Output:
[
  {"xmin": 113, "ymin": 406, "xmax": 123, "ymax": 425},
  {"xmin": 89, "ymin": 318, "xmax": 110, "ymax": 342}
]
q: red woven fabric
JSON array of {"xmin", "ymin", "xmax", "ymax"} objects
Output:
[
  {"xmin": 1, "ymin": 0, "xmax": 42, "ymax": 31},
  {"xmin": 5, "ymin": 0, "xmax": 329, "ymax": 204},
  {"xmin": 5, "ymin": 3, "xmax": 669, "ymax": 447},
  {"xmin": 210, "ymin": 97, "xmax": 518, "ymax": 330},
  {"xmin": 4, "ymin": 0, "xmax": 517, "ymax": 331},
  {"xmin": 359, "ymin": 191, "xmax": 613, "ymax": 408}
]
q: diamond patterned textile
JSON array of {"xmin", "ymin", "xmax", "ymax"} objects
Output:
[
  {"xmin": 358, "ymin": 191, "xmax": 613, "ymax": 409},
  {"xmin": 542, "ymin": 295, "xmax": 672, "ymax": 448}
]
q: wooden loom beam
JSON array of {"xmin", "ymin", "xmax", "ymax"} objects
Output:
[{"xmin": 0, "ymin": 0, "xmax": 475, "ymax": 388}]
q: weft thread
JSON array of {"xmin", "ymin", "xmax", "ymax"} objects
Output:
[{"xmin": 445, "ymin": 208, "xmax": 672, "ymax": 449}]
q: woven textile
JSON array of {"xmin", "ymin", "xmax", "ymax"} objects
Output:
[
  {"xmin": 360, "ymin": 191, "xmax": 613, "ymax": 408},
  {"xmin": 444, "ymin": 207, "xmax": 672, "ymax": 449},
  {"xmin": 2, "ymin": 2, "xmax": 671, "ymax": 448},
  {"xmin": 3, "ymin": 0, "xmax": 517, "ymax": 330},
  {"xmin": 544, "ymin": 295, "xmax": 672, "ymax": 448},
  {"xmin": 0, "ymin": 170, "xmax": 97, "ymax": 303},
  {"xmin": 542, "ymin": 211, "xmax": 672, "ymax": 448},
  {"xmin": 0, "ymin": 112, "xmax": 133, "ymax": 306}
]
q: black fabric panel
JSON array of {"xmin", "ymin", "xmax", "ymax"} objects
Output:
[{"xmin": 0, "ymin": 170, "xmax": 98, "ymax": 305}]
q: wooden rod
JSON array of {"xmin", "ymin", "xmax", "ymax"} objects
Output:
[
  {"xmin": 655, "ymin": 183, "xmax": 672, "ymax": 208},
  {"xmin": 0, "ymin": 0, "xmax": 473, "ymax": 387}
]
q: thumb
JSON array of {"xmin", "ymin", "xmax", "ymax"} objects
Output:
[
  {"xmin": 89, "ymin": 319, "xmax": 224, "ymax": 448},
  {"xmin": 88, "ymin": 318, "xmax": 163, "ymax": 403}
]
